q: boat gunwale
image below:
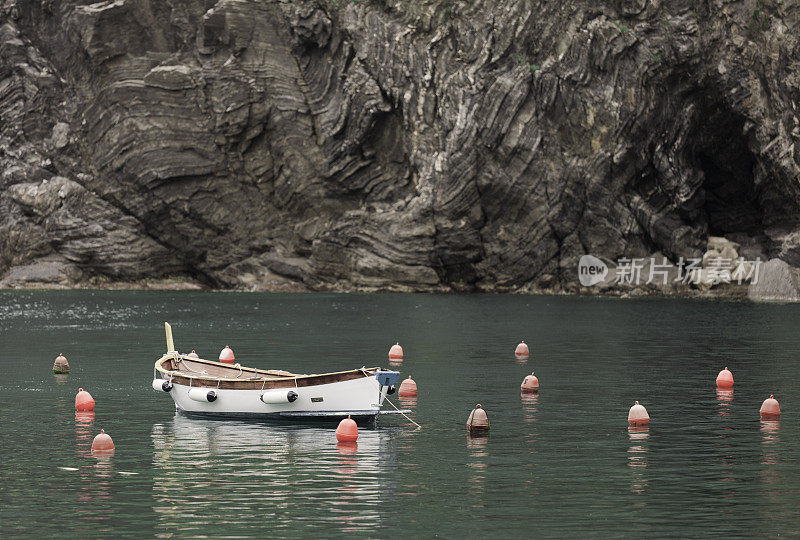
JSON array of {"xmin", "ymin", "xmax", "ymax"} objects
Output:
[{"xmin": 155, "ymin": 354, "xmax": 381, "ymax": 388}]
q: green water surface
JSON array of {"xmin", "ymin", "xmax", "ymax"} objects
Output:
[{"xmin": 1, "ymin": 291, "xmax": 799, "ymax": 538}]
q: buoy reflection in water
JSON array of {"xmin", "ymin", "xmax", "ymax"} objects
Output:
[
  {"xmin": 760, "ymin": 420, "xmax": 781, "ymax": 505},
  {"xmin": 521, "ymin": 392, "xmax": 539, "ymax": 424},
  {"xmin": 627, "ymin": 426, "xmax": 649, "ymax": 495},
  {"xmin": 74, "ymin": 412, "xmax": 95, "ymax": 456},
  {"xmin": 466, "ymin": 434, "xmax": 488, "ymax": 506},
  {"xmin": 75, "ymin": 411, "xmax": 95, "ymax": 423},
  {"xmin": 398, "ymin": 395, "xmax": 417, "ymax": 409},
  {"xmin": 760, "ymin": 421, "xmax": 780, "ymax": 466},
  {"xmin": 716, "ymin": 388, "xmax": 733, "ymax": 416}
]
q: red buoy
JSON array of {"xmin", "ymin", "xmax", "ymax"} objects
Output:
[
  {"xmin": 716, "ymin": 367, "xmax": 734, "ymax": 388},
  {"xmin": 75, "ymin": 388, "xmax": 95, "ymax": 411},
  {"xmin": 187, "ymin": 350, "xmax": 200, "ymax": 359},
  {"xmin": 53, "ymin": 353, "xmax": 70, "ymax": 374},
  {"xmin": 336, "ymin": 415, "xmax": 359, "ymax": 442},
  {"xmin": 515, "ymin": 341, "xmax": 530, "ymax": 358},
  {"xmin": 628, "ymin": 401, "xmax": 650, "ymax": 426},
  {"xmin": 520, "ymin": 372, "xmax": 539, "ymax": 393},
  {"xmin": 467, "ymin": 404, "xmax": 490, "ymax": 433},
  {"xmin": 91, "ymin": 429, "xmax": 115, "ymax": 455},
  {"xmin": 760, "ymin": 395, "xmax": 781, "ymax": 419},
  {"xmin": 388, "ymin": 342, "xmax": 403, "ymax": 360},
  {"xmin": 398, "ymin": 376, "xmax": 417, "ymax": 397},
  {"xmin": 219, "ymin": 345, "xmax": 235, "ymax": 364}
]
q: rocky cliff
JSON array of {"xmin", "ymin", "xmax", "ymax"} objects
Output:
[{"xmin": 1, "ymin": 0, "xmax": 799, "ymax": 296}]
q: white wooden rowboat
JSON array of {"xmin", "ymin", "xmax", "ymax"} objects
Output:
[{"xmin": 152, "ymin": 323, "xmax": 404, "ymax": 423}]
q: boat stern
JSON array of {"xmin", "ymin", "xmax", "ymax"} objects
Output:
[{"xmin": 375, "ymin": 369, "xmax": 401, "ymax": 405}]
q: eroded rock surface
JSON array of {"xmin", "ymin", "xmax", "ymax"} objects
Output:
[
  {"xmin": 1, "ymin": 0, "xmax": 799, "ymax": 294},
  {"xmin": 748, "ymin": 258, "xmax": 800, "ymax": 302}
]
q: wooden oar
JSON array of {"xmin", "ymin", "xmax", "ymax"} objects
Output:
[{"xmin": 165, "ymin": 322, "xmax": 176, "ymax": 353}]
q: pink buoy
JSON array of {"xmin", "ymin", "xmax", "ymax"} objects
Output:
[
  {"xmin": 628, "ymin": 401, "xmax": 650, "ymax": 426},
  {"xmin": 91, "ymin": 429, "xmax": 115, "ymax": 455},
  {"xmin": 760, "ymin": 395, "xmax": 781, "ymax": 419},
  {"xmin": 716, "ymin": 367, "xmax": 734, "ymax": 388},
  {"xmin": 336, "ymin": 415, "xmax": 359, "ymax": 442},
  {"xmin": 515, "ymin": 341, "xmax": 529, "ymax": 358},
  {"xmin": 398, "ymin": 376, "xmax": 417, "ymax": 397},
  {"xmin": 187, "ymin": 350, "xmax": 200, "ymax": 359},
  {"xmin": 388, "ymin": 342, "xmax": 403, "ymax": 360},
  {"xmin": 520, "ymin": 372, "xmax": 539, "ymax": 393},
  {"xmin": 75, "ymin": 388, "xmax": 95, "ymax": 411},
  {"xmin": 219, "ymin": 345, "xmax": 235, "ymax": 364}
]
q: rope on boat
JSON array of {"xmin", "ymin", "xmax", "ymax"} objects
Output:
[
  {"xmin": 233, "ymin": 363, "xmax": 243, "ymax": 378},
  {"xmin": 385, "ymin": 397, "xmax": 421, "ymax": 429},
  {"xmin": 179, "ymin": 359, "xmax": 208, "ymax": 375}
]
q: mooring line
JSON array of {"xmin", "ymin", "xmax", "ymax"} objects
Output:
[{"xmin": 385, "ymin": 397, "xmax": 421, "ymax": 429}]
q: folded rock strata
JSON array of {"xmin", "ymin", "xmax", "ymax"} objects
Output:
[{"xmin": 0, "ymin": 0, "xmax": 799, "ymax": 297}]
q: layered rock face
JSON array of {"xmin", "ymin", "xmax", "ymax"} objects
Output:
[{"xmin": 1, "ymin": 0, "xmax": 799, "ymax": 294}]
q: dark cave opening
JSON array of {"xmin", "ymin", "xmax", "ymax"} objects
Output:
[
  {"xmin": 628, "ymin": 93, "xmax": 772, "ymax": 262},
  {"xmin": 693, "ymin": 106, "xmax": 764, "ymax": 238}
]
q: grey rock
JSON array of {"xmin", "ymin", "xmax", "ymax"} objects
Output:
[
  {"xmin": 0, "ymin": 255, "xmax": 82, "ymax": 288},
  {"xmin": 51, "ymin": 122, "xmax": 70, "ymax": 149},
  {"xmin": 143, "ymin": 65, "xmax": 198, "ymax": 91},
  {"xmin": 0, "ymin": 0, "xmax": 799, "ymax": 294},
  {"xmin": 748, "ymin": 258, "xmax": 800, "ymax": 302}
]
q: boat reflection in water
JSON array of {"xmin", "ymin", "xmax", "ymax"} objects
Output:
[{"xmin": 151, "ymin": 416, "xmax": 396, "ymax": 536}]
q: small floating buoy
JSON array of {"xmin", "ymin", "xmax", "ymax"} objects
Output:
[
  {"xmin": 760, "ymin": 395, "xmax": 781, "ymax": 419},
  {"xmin": 398, "ymin": 376, "xmax": 417, "ymax": 397},
  {"xmin": 91, "ymin": 429, "xmax": 115, "ymax": 455},
  {"xmin": 628, "ymin": 401, "xmax": 650, "ymax": 426},
  {"xmin": 515, "ymin": 341, "xmax": 530, "ymax": 358},
  {"xmin": 187, "ymin": 350, "xmax": 200, "ymax": 359},
  {"xmin": 716, "ymin": 367, "xmax": 734, "ymax": 388},
  {"xmin": 388, "ymin": 342, "xmax": 403, "ymax": 360},
  {"xmin": 520, "ymin": 372, "xmax": 539, "ymax": 393},
  {"xmin": 219, "ymin": 345, "xmax": 235, "ymax": 364},
  {"xmin": 336, "ymin": 415, "xmax": 359, "ymax": 442},
  {"xmin": 75, "ymin": 388, "xmax": 95, "ymax": 411},
  {"xmin": 467, "ymin": 404, "xmax": 490, "ymax": 433},
  {"xmin": 53, "ymin": 353, "xmax": 70, "ymax": 374}
]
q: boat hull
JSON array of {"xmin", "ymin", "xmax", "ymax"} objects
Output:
[
  {"xmin": 166, "ymin": 374, "xmax": 383, "ymax": 421},
  {"xmin": 175, "ymin": 408, "xmax": 382, "ymax": 425}
]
